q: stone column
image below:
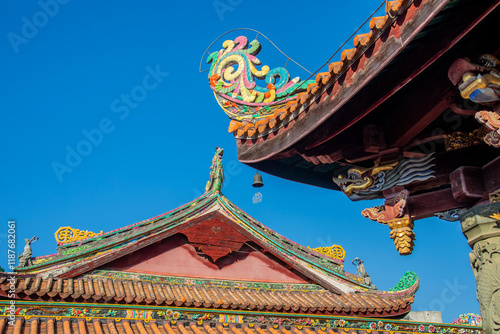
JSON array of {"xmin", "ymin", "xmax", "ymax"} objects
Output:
[{"xmin": 460, "ymin": 202, "xmax": 500, "ymax": 334}]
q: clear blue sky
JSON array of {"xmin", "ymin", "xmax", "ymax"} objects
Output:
[{"xmin": 0, "ymin": 0, "xmax": 479, "ymax": 322}]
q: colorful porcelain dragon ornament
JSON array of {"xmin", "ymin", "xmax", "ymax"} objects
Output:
[{"xmin": 207, "ymin": 36, "xmax": 314, "ymax": 130}]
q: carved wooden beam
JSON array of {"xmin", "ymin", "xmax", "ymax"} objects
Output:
[
  {"xmin": 451, "ymin": 166, "xmax": 485, "ymax": 203},
  {"xmin": 483, "ymin": 156, "xmax": 500, "ymax": 194}
]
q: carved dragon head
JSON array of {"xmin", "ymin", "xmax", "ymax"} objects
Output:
[
  {"xmin": 333, "ymin": 161, "xmax": 398, "ymax": 197},
  {"xmin": 448, "ymin": 54, "xmax": 500, "ymax": 148},
  {"xmin": 448, "ymin": 54, "xmax": 500, "ymax": 106}
]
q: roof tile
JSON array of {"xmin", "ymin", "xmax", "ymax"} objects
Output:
[
  {"xmin": 353, "ymin": 32, "xmax": 373, "ymax": 47},
  {"xmin": 268, "ymin": 117, "xmax": 277, "ymax": 129},
  {"xmin": 329, "ymin": 62, "xmax": 344, "ymax": 75},
  {"xmin": 369, "ymin": 15, "xmax": 388, "ymax": 30},
  {"xmin": 340, "ymin": 49, "xmax": 357, "ymax": 62},
  {"xmin": 387, "ymin": 0, "xmax": 405, "ymax": 13}
]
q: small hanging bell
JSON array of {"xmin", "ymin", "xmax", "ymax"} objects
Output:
[{"xmin": 252, "ymin": 171, "xmax": 264, "ymax": 188}]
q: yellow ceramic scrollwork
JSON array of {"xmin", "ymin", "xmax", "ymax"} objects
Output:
[
  {"xmin": 54, "ymin": 226, "xmax": 103, "ymax": 244},
  {"xmin": 308, "ymin": 245, "xmax": 346, "ymax": 261}
]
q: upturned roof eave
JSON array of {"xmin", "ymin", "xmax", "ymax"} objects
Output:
[{"xmin": 234, "ymin": 0, "xmax": 464, "ymax": 163}]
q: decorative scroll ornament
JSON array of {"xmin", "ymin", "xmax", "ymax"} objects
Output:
[
  {"xmin": 207, "ymin": 36, "xmax": 314, "ymax": 123},
  {"xmin": 476, "ymin": 110, "xmax": 500, "ymax": 148},
  {"xmin": 361, "ymin": 190, "xmax": 408, "ymax": 223},
  {"xmin": 448, "ymin": 54, "xmax": 500, "ymax": 148},
  {"xmin": 308, "ymin": 245, "xmax": 346, "ymax": 262},
  {"xmin": 205, "ymin": 146, "xmax": 224, "ymax": 193},
  {"xmin": 55, "ymin": 227, "xmax": 103, "ymax": 245},
  {"xmin": 434, "ymin": 208, "xmax": 468, "ymax": 222},
  {"xmin": 452, "ymin": 313, "xmax": 483, "ymax": 326},
  {"xmin": 389, "ymin": 271, "xmax": 418, "ymax": 291},
  {"xmin": 333, "ymin": 154, "xmax": 435, "ymax": 200},
  {"xmin": 362, "ymin": 190, "xmax": 415, "ymax": 255}
]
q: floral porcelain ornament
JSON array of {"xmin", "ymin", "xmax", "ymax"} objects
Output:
[{"xmin": 207, "ymin": 36, "xmax": 314, "ymax": 124}]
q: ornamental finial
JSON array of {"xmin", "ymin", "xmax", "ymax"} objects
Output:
[
  {"xmin": 207, "ymin": 36, "xmax": 314, "ymax": 124},
  {"xmin": 352, "ymin": 257, "xmax": 375, "ymax": 287},
  {"xmin": 18, "ymin": 235, "xmax": 38, "ymax": 267},
  {"xmin": 205, "ymin": 146, "xmax": 224, "ymax": 193}
]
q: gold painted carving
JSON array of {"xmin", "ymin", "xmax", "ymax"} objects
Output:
[
  {"xmin": 490, "ymin": 191, "xmax": 500, "ymax": 204},
  {"xmin": 308, "ymin": 245, "xmax": 346, "ymax": 261},
  {"xmin": 444, "ymin": 128, "xmax": 486, "ymax": 151},
  {"xmin": 388, "ymin": 218, "xmax": 415, "ymax": 256},
  {"xmin": 54, "ymin": 226, "xmax": 103, "ymax": 244},
  {"xmin": 460, "ymin": 73, "xmax": 500, "ymax": 100},
  {"xmin": 333, "ymin": 161, "xmax": 398, "ymax": 196}
]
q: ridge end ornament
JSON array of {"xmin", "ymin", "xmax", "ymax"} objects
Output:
[
  {"xmin": 206, "ymin": 36, "xmax": 315, "ymax": 126},
  {"xmin": 352, "ymin": 257, "xmax": 375, "ymax": 287},
  {"xmin": 390, "ymin": 271, "xmax": 419, "ymax": 291},
  {"xmin": 17, "ymin": 236, "xmax": 38, "ymax": 267},
  {"xmin": 205, "ymin": 146, "xmax": 225, "ymax": 193}
]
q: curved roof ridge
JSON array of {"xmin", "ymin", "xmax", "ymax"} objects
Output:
[{"xmin": 223, "ymin": 0, "xmax": 413, "ymax": 139}]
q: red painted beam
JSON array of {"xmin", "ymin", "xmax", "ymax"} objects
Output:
[
  {"xmin": 408, "ymin": 188, "xmax": 464, "ymax": 220},
  {"xmin": 450, "ymin": 166, "xmax": 484, "ymax": 203},
  {"xmin": 483, "ymin": 156, "xmax": 500, "ymax": 194}
]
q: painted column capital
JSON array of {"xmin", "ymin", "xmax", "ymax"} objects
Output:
[{"xmin": 460, "ymin": 202, "xmax": 500, "ymax": 247}]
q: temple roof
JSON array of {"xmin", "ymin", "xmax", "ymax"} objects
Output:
[
  {"xmin": 4, "ymin": 148, "xmax": 419, "ymax": 318},
  {"xmin": 206, "ymin": 0, "xmax": 498, "ymax": 197},
  {"xmin": 0, "ymin": 310, "xmax": 484, "ymax": 334},
  {"xmin": 4, "ymin": 186, "xmax": 419, "ymax": 316}
]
